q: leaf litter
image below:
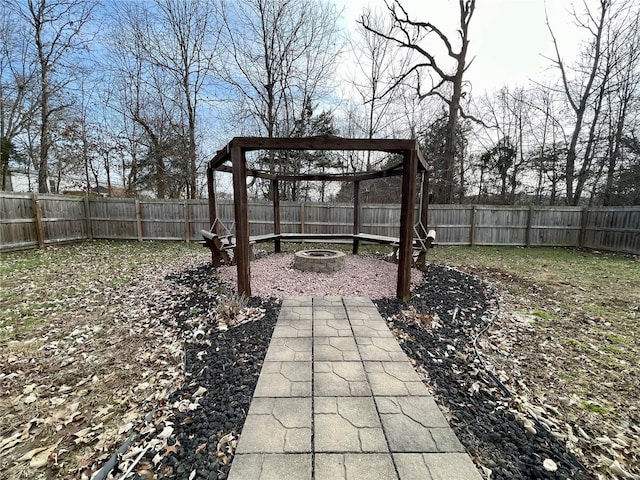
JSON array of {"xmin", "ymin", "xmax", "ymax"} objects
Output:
[
  {"xmin": 0, "ymin": 242, "xmax": 214, "ymax": 479},
  {"xmin": 434, "ymin": 248, "xmax": 640, "ymax": 480}
]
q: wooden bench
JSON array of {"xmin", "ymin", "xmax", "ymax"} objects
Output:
[
  {"xmin": 201, "ymin": 229, "xmax": 436, "ymax": 269},
  {"xmin": 200, "ymin": 230, "xmax": 235, "ymax": 266},
  {"xmin": 200, "ymin": 230, "xmax": 277, "ymax": 266}
]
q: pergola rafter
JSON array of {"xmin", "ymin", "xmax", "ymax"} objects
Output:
[{"xmin": 206, "ymin": 136, "xmax": 430, "ymax": 300}]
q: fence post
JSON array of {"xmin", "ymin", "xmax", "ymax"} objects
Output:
[
  {"xmin": 300, "ymin": 203, "xmax": 305, "ymax": 234},
  {"xmin": 135, "ymin": 199, "xmax": 143, "ymax": 241},
  {"xmin": 31, "ymin": 193, "xmax": 45, "ymax": 248},
  {"xmin": 578, "ymin": 207, "xmax": 588, "ymax": 248},
  {"xmin": 83, "ymin": 196, "xmax": 93, "ymax": 241},
  {"xmin": 469, "ymin": 205, "xmax": 477, "ymax": 246},
  {"xmin": 525, "ymin": 205, "xmax": 533, "ymax": 247},
  {"xmin": 184, "ymin": 200, "xmax": 190, "ymax": 243}
]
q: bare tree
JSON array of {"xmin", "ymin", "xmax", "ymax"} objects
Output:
[
  {"xmin": 475, "ymin": 86, "xmax": 535, "ymax": 203},
  {"xmin": 0, "ymin": 7, "xmax": 40, "ymax": 189},
  {"xmin": 219, "ymin": 0, "xmax": 342, "ymax": 146},
  {"xmin": 218, "ymin": 0, "xmax": 343, "ymax": 200},
  {"xmin": 6, "ymin": 0, "xmax": 95, "ymax": 193},
  {"xmin": 600, "ymin": 6, "xmax": 640, "ymax": 205},
  {"xmin": 138, "ymin": 0, "xmax": 220, "ymax": 199},
  {"xmin": 360, "ymin": 0, "xmax": 477, "ymax": 203},
  {"xmin": 546, "ymin": 0, "xmax": 612, "ymax": 205},
  {"xmin": 105, "ymin": 1, "xmax": 204, "ymax": 199},
  {"xmin": 527, "ymin": 88, "xmax": 568, "ymax": 205},
  {"xmin": 345, "ymin": 8, "xmax": 411, "ymax": 171},
  {"xmin": 546, "ymin": 0, "xmax": 640, "ymax": 205}
]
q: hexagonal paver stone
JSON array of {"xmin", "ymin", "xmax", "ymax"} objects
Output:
[
  {"xmin": 272, "ymin": 320, "xmax": 313, "ymax": 338},
  {"xmin": 253, "ymin": 361, "xmax": 311, "ymax": 397},
  {"xmin": 376, "ymin": 397, "xmax": 463, "ymax": 453},
  {"xmin": 363, "ymin": 361, "xmax": 430, "ymax": 396},
  {"xmin": 263, "ymin": 337, "xmax": 312, "ymax": 362},
  {"xmin": 278, "ymin": 306, "xmax": 313, "ymax": 322},
  {"xmin": 313, "ymin": 319, "xmax": 353, "ymax": 337},
  {"xmin": 228, "ymin": 453, "xmax": 311, "ymax": 480},
  {"xmin": 314, "ymin": 361, "xmax": 370, "ymax": 396},
  {"xmin": 350, "ymin": 322, "xmax": 394, "ymax": 338},
  {"xmin": 375, "ymin": 397, "xmax": 449, "ymax": 428},
  {"xmin": 393, "ymin": 453, "xmax": 483, "ymax": 480},
  {"xmin": 282, "ymin": 296, "xmax": 313, "ymax": 307},
  {"xmin": 346, "ymin": 306, "xmax": 384, "ymax": 323},
  {"xmin": 315, "ymin": 454, "xmax": 397, "ymax": 480},
  {"xmin": 356, "ymin": 337, "xmax": 407, "ymax": 361},
  {"xmin": 235, "ymin": 398, "xmax": 311, "ymax": 454},
  {"xmin": 314, "ymin": 397, "xmax": 387, "ymax": 453},
  {"xmin": 313, "ymin": 307, "xmax": 348, "ymax": 320},
  {"xmin": 314, "ymin": 336, "xmax": 360, "ymax": 361},
  {"xmin": 342, "ymin": 297, "xmax": 374, "ymax": 308},
  {"xmin": 313, "ymin": 296, "xmax": 344, "ymax": 307}
]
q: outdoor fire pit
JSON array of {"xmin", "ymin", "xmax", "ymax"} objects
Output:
[{"xmin": 294, "ymin": 249, "xmax": 346, "ymax": 273}]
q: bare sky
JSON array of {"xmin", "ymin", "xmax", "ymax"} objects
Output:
[{"xmin": 339, "ymin": 0, "xmax": 587, "ymax": 93}]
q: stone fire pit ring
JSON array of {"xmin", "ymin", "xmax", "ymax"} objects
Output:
[{"xmin": 294, "ymin": 249, "xmax": 346, "ymax": 273}]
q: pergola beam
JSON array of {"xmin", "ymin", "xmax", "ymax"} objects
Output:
[
  {"xmin": 215, "ymin": 162, "xmax": 405, "ymax": 182},
  {"xmin": 228, "ymin": 136, "xmax": 419, "ymax": 152},
  {"xmin": 209, "ymin": 136, "xmax": 427, "ymax": 173}
]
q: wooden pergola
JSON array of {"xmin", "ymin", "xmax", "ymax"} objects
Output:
[{"xmin": 206, "ymin": 136, "xmax": 430, "ymax": 300}]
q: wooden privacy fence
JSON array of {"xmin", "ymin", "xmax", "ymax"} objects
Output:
[{"xmin": 1, "ymin": 192, "xmax": 639, "ymax": 254}]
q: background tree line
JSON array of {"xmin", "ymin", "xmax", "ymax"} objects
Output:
[{"xmin": 1, "ymin": 0, "xmax": 638, "ymax": 206}]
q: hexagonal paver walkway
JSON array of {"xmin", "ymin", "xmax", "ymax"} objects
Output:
[{"xmin": 229, "ymin": 296, "xmax": 483, "ymax": 480}]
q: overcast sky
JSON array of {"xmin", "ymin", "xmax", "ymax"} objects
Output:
[{"xmin": 339, "ymin": 0, "xmax": 587, "ymax": 93}]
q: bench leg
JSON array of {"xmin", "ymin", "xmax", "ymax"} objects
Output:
[
  {"xmin": 414, "ymin": 250, "xmax": 427, "ymax": 270},
  {"xmin": 212, "ymin": 249, "xmax": 223, "ymax": 267}
]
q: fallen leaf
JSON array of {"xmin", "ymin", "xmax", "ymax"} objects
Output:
[
  {"xmin": 23, "ymin": 393, "xmax": 37, "ymax": 404},
  {"xmin": 158, "ymin": 426, "xmax": 174, "ymax": 440},
  {"xmin": 192, "ymin": 386, "xmax": 207, "ymax": 398},
  {"xmin": 163, "ymin": 444, "xmax": 178, "ymax": 456},
  {"xmin": 17, "ymin": 446, "xmax": 48, "ymax": 462},
  {"xmin": 119, "ymin": 422, "xmax": 134, "ymax": 434},
  {"xmin": 29, "ymin": 440, "xmax": 60, "ymax": 469}
]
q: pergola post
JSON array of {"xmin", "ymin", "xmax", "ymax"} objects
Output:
[
  {"xmin": 397, "ymin": 149, "xmax": 418, "ymax": 300},
  {"xmin": 231, "ymin": 146, "xmax": 251, "ymax": 297},
  {"xmin": 352, "ymin": 180, "xmax": 361, "ymax": 254},
  {"xmin": 272, "ymin": 179, "xmax": 281, "ymax": 253}
]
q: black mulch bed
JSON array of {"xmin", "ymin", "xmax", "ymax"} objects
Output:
[
  {"xmin": 118, "ymin": 262, "xmax": 594, "ymax": 480},
  {"xmin": 118, "ymin": 265, "xmax": 280, "ymax": 480},
  {"xmin": 375, "ymin": 263, "xmax": 594, "ymax": 480}
]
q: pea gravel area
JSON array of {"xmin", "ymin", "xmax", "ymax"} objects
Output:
[{"xmin": 217, "ymin": 252, "xmax": 422, "ymax": 299}]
